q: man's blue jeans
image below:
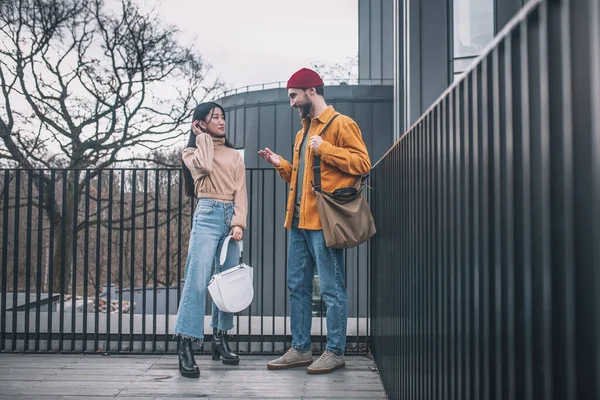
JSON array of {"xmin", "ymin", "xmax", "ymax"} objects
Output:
[{"xmin": 288, "ymin": 217, "xmax": 347, "ymax": 355}]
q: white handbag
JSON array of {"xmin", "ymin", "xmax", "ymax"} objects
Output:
[{"xmin": 207, "ymin": 236, "xmax": 254, "ymax": 313}]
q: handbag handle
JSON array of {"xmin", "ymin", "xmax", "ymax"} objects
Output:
[
  {"xmin": 312, "ymin": 114, "xmax": 340, "ymax": 193},
  {"xmin": 219, "ymin": 235, "xmax": 240, "ymax": 268}
]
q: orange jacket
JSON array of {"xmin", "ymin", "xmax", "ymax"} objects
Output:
[{"xmin": 275, "ymin": 106, "xmax": 371, "ymax": 230}]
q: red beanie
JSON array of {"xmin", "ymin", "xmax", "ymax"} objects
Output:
[{"xmin": 286, "ymin": 68, "xmax": 324, "ymax": 89}]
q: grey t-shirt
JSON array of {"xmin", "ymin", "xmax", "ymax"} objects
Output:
[{"xmin": 294, "ymin": 122, "xmax": 311, "ymax": 217}]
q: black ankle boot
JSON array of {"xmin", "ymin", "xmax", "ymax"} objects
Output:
[
  {"xmin": 178, "ymin": 337, "xmax": 200, "ymax": 378},
  {"xmin": 211, "ymin": 328, "xmax": 239, "ymax": 365}
]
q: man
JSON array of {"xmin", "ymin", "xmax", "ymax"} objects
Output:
[{"xmin": 258, "ymin": 68, "xmax": 371, "ymax": 374}]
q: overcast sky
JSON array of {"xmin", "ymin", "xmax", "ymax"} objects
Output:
[{"xmin": 138, "ymin": 0, "xmax": 358, "ymax": 89}]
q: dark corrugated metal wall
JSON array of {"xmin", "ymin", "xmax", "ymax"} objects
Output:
[{"xmin": 370, "ymin": 0, "xmax": 600, "ymax": 398}]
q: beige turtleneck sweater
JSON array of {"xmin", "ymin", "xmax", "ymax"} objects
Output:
[{"xmin": 182, "ymin": 134, "xmax": 247, "ymax": 229}]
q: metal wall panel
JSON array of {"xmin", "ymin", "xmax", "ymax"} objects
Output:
[
  {"xmin": 359, "ymin": 0, "xmax": 395, "ymax": 84},
  {"xmin": 371, "ymin": 0, "xmax": 600, "ymax": 398}
]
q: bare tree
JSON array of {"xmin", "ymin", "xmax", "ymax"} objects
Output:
[
  {"xmin": 0, "ymin": 0, "xmax": 224, "ymax": 292},
  {"xmin": 311, "ymin": 56, "xmax": 358, "ymax": 85}
]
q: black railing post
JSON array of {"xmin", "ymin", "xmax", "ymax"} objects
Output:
[
  {"xmin": 1, "ymin": 170, "xmax": 9, "ymax": 352},
  {"xmin": 35, "ymin": 171, "xmax": 44, "ymax": 352},
  {"xmin": 12, "ymin": 170, "xmax": 20, "ymax": 352}
]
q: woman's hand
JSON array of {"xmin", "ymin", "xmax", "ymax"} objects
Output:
[
  {"xmin": 229, "ymin": 226, "xmax": 243, "ymax": 241},
  {"xmin": 192, "ymin": 120, "xmax": 206, "ymax": 136}
]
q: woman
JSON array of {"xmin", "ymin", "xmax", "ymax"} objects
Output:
[{"xmin": 174, "ymin": 102, "xmax": 247, "ymax": 378}]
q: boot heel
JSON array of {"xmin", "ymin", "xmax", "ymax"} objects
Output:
[
  {"xmin": 211, "ymin": 347, "xmax": 221, "ymax": 361},
  {"xmin": 178, "ymin": 337, "xmax": 200, "ymax": 378}
]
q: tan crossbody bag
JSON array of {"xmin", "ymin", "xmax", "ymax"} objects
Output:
[{"xmin": 311, "ymin": 114, "xmax": 376, "ymax": 249}]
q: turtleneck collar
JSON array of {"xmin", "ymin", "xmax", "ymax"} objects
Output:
[{"xmin": 212, "ymin": 136, "xmax": 226, "ymax": 147}]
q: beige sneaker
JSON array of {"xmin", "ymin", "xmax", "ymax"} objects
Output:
[
  {"xmin": 306, "ymin": 351, "xmax": 345, "ymax": 375},
  {"xmin": 267, "ymin": 348, "xmax": 313, "ymax": 370}
]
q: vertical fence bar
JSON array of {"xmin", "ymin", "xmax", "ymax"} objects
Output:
[
  {"xmin": 260, "ymin": 169, "xmax": 265, "ymax": 354},
  {"xmin": 412, "ymin": 124, "xmax": 418, "ymax": 397},
  {"xmin": 106, "ymin": 170, "xmax": 114, "ymax": 353},
  {"xmin": 406, "ymin": 127, "xmax": 412, "ymax": 399},
  {"xmin": 438, "ymin": 100, "xmax": 445, "ymax": 400},
  {"xmin": 396, "ymin": 116, "xmax": 402, "ymax": 398},
  {"xmin": 355, "ymin": 243, "xmax": 360, "ymax": 352},
  {"xmin": 177, "ymin": 171, "xmax": 183, "ymax": 326},
  {"xmin": 435, "ymin": 103, "xmax": 444, "ymax": 400},
  {"xmin": 456, "ymin": 84, "xmax": 465, "ymax": 400},
  {"xmin": 409, "ymin": 127, "xmax": 415, "ymax": 399},
  {"xmin": 12, "ymin": 170, "xmax": 20, "ymax": 351},
  {"xmin": 395, "ymin": 138, "xmax": 401, "ymax": 399},
  {"xmin": 24, "ymin": 170, "xmax": 33, "ymax": 352},
  {"xmin": 424, "ymin": 113, "xmax": 432, "ymax": 400},
  {"xmin": 118, "ymin": 170, "xmax": 125, "ymax": 352},
  {"xmin": 537, "ymin": 4, "xmax": 554, "ymax": 398},
  {"xmin": 434, "ymin": 111, "xmax": 441, "ymax": 398},
  {"xmin": 471, "ymin": 66, "xmax": 481, "ymax": 400},
  {"xmin": 83, "ymin": 171, "xmax": 90, "ymax": 353},
  {"xmin": 71, "ymin": 172, "xmax": 79, "ymax": 352},
  {"xmin": 492, "ymin": 46, "xmax": 503, "ymax": 400},
  {"xmin": 481, "ymin": 57, "xmax": 492, "ymax": 400},
  {"xmin": 165, "ymin": 170, "xmax": 171, "ymax": 353},
  {"xmin": 416, "ymin": 123, "xmax": 422, "ymax": 399},
  {"xmin": 94, "ymin": 171, "xmax": 102, "ymax": 352},
  {"xmin": 271, "ymin": 169, "xmax": 276, "ymax": 353},
  {"xmin": 569, "ymin": 0, "xmax": 597, "ymax": 396},
  {"xmin": 519, "ymin": 18, "xmax": 534, "ymax": 400},
  {"xmin": 407, "ymin": 121, "xmax": 412, "ymax": 397},
  {"xmin": 550, "ymin": 0, "xmax": 575, "ymax": 397},
  {"xmin": 462, "ymin": 76, "xmax": 471, "ymax": 400},
  {"xmin": 153, "ymin": 170, "xmax": 159, "ymax": 353},
  {"xmin": 511, "ymin": 22, "xmax": 526, "ymax": 399},
  {"xmin": 284, "ymin": 180, "xmax": 289, "ymax": 353},
  {"xmin": 1, "ymin": 170, "xmax": 9, "ymax": 352},
  {"xmin": 366, "ymin": 210, "xmax": 370, "ymax": 354},
  {"xmin": 247, "ymin": 171, "xmax": 253, "ymax": 353},
  {"xmin": 47, "ymin": 170, "xmax": 56, "ymax": 352},
  {"xmin": 426, "ymin": 115, "xmax": 433, "ymax": 398},
  {"xmin": 142, "ymin": 170, "xmax": 148, "ymax": 353},
  {"xmin": 35, "ymin": 172, "xmax": 44, "ymax": 352},
  {"xmin": 457, "ymin": 84, "xmax": 465, "ymax": 400},
  {"xmin": 58, "ymin": 171, "xmax": 66, "ymax": 352},
  {"xmin": 504, "ymin": 33, "xmax": 517, "ymax": 400},
  {"xmin": 237, "ymin": 170, "xmax": 247, "ymax": 354},
  {"xmin": 449, "ymin": 87, "xmax": 457, "ymax": 400},
  {"xmin": 130, "ymin": 171, "xmax": 137, "ymax": 353},
  {"xmin": 428, "ymin": 103, "xmax": 435, "ymax": 399},
  {"xmin": 417, "ymin": 122, "xmax": 424, "ymax": 400},
  {"xmin": 398, "ymin": 120, "xmax": 405, "ymax": 398}
]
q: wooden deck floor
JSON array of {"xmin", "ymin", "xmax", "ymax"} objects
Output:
[{"xmin": 0, "ymin": 354, "xmax": 386, "ymax": 399}]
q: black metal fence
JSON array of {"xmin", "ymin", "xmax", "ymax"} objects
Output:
[
  {"xmin": 370, "ymin": 0, "xmax": 600, "ymax": 399},
  {"xmin": 0, "ymin": 168, "xmax": 369, "ymax": 355}
]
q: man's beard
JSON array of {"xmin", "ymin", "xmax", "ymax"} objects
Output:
[{"xmin": 297, "ymin": 101, "xmax": 312, "ymax": 119}]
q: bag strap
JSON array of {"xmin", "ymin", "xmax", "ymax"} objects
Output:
[
  {"xmin": 312, "ymin": 114, "xmax": 340, "ymax": 192},
  {"xmin": 219, "ymin": 236, "xmax": 239, "ymax": 269}
]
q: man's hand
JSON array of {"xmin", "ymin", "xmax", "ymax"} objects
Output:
[
  {"xmin": 309, "ymin": 136, "xmax": 323, "ymax": 152},
  {"xmin": 258, "ymin": 148, "xmax": 281, "ymax": 167},
  {"xmin": 230, "ymin": 226, "xmax": 243, "ymax": 241}
]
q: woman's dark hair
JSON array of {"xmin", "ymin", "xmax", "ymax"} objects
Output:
[{"xmin": 183, "ymin": 102, "xmax": 235, "ymax": 198}]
